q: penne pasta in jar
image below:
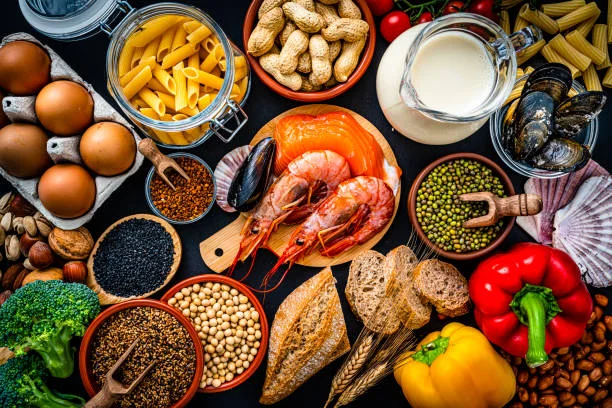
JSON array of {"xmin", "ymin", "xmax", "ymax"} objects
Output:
[{"xmin": 108, "ymin": 6, "xmax": 250, "ymax": 147}]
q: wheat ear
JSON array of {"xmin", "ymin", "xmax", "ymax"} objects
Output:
[
  {"xmin": 333, "ymin": 363, "xmax": 389, "ymax": 408},
  {"xmin": 324, "ymin": 333, "xmax": 374, "ymax": 408}
]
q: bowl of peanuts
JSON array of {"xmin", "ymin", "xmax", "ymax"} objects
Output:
[
  {"xmin": 243, "ymin": 0, "xmax": 376, "ymax": 101},
  {"xmin": 161, "ymin": 275, "xmax": 269, "ymax": 393}
]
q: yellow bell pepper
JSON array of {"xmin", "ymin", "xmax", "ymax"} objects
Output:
[{"xmin": 394, "ymin": 322, "xmax": 516, "ymax": 408}]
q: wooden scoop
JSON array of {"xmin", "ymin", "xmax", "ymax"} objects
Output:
[
  {"xmin": 85, "ymin": 338, "xmax": 155, "ymax": 408},
  {"xmin": 459, "ymin": 192, "xmax": 542, "ymax": 228},
  {"xmin": 138, "ymin": 138, "xmax": 189, "ymax": 190}
]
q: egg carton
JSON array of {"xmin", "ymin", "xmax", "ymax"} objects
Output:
[{"xmin": 0, "ymin": 32, "xmax": 144, "ymax": 230}]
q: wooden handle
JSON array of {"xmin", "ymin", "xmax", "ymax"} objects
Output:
[
  {"xmin": 138, "ymin": 138, "xmax": 166, "ymax": 169},
  {"xmin": 85, "ymin": 384, "xmax": 118, "ymax": 408},
  {"xmin": 497, "ymin": 194, "xmax": 542, "ymax": 217}
]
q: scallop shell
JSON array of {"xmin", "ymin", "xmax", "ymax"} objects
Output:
[
  {"xmin": 552, "ymin": 175, "xmax": 612, "ymax": 287},
  {"xmin": 214, "ymin": 145, "xmax": 252, "ymax": 213},
  {"xmin": 516, "ymin": 159, "xmax": 608, "ymax": 243}
]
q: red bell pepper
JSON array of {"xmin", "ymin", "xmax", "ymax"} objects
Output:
[{"xmin": 469, "ymin": 243, "xmax": 592, "ymax": 368}]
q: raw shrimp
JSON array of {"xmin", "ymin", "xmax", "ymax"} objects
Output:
[
  {"xmin": 261, "ymin": 176, "xmax": 395, "ymax": 291},
  {"xmin": 228, "ymin": 150, "xmax": 351, "ymax": 277},
  {"xmin": 273, "ymin": 112, "xmax": 402, "ymax": 194}
]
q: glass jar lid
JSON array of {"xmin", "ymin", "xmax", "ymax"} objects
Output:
[{"xmin": 18, "ymin": 0, "xmax": 133, "ymax": 41}]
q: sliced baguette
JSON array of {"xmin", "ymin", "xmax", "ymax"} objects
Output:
[
  {"xmin": 260, "ymin": 267, "xmax": 349, "ymax": 405},
  {"xmin": 412, "ymin": 259, "xmax": 470, "ymax": 317},
  {"xmin": 384, "ymin": 245, "xmax": 432, "ymax": 329},
  {"xmin": 345, "ymin": 250, "xmax": 401, "ymax": 334}
]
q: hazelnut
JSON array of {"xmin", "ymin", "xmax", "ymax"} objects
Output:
[
  {"xmin": 19, "ymin": 233, "xmax": 42, "ymax": 257},
  {"xmin": 28, "ymin": 241, "xmax": 54, "ymax": 269},
  {"xmin": 48, "ymin": 227, "xmax": 94, "ymax": 260},
  {"xmin": 63, "ymin": 261, "xmax": 87, "ymax": 283},
  {"xmin": 9, "ymin": 194, "xmax": 36, "ymax": 217}
]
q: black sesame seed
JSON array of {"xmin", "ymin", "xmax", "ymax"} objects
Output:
[{"xmin": 93, "ymin": 219, "xmax": 174, "ymax": 297}]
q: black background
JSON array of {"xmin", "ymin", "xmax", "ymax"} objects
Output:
[{"xmin": 1, "ymin": 1, "xmax": 611, "ymax": 407}]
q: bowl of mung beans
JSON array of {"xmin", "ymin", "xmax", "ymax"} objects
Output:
[
  {"xmin": 79, "ymin": 299, "xmax": 204, "ymax": 408},
  {"xmin": 408, "ymin": 153, "xmax": 516, "ymax": 261},
  {"xmin": 161, "ymin": 275, "xmax": 268, "ymax": 393},
  {"xmin": 145, "ymin": 153, "xmax": 217, "ymax": 224}
]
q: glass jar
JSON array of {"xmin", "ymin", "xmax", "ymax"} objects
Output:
[
  {"xmin": 490, "ymin": 78, "xmax": 598, "ymax": 179},
  {"xmin": 18, "ymin": 0, "xmax": 249, "ymax": 148}
]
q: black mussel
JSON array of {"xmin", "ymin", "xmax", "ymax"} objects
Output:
[
  {"xmin": 227, "ymin": 137, "xmax": 276, "ymax": 212},
  {"xmin": 512, "ymin": 91, "xmax": 554, "ymax": 160},
  {"xmin": 554, "ymin": 91, "xmax": 607, "ymax": 139},
  {"xmin": 502, "ymin": 99, "xmax": 519, "ymax": 152},
  {"xmin": 522, "ymin": 63, "xmax": 572, "ymax": 105},
  {"xmin": 528, "ymin": 138, "xmax": 590, "ymax": 172}
]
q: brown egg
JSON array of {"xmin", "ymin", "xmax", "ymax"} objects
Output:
[
  {"xmin": 0, "ymin": 90, "xmax": 9, "ymax": 129},
  {"xmin": 35, "ymin": 80, "xmax": 94, "ymax": 136},
  {"xmin": 0, "ymin": 41, "xmax": 51, "ymax": 95},
  {"xmin": 38, "ymin": 164, "xmax": 96, "ymax": 219},
  {"xmin": 0, "ymin": 123, "xmax": 52, "ymax": 178},
  {"xmin": 80, "ymin": 122, "xmax": 136, "ymax": 176}
]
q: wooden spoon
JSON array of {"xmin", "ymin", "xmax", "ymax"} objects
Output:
[
  {"xmin": 459, "ymin": 192, "xmax": 542, "ymax": 228},
  {"xmin": 84, "ymin": 337, "xmax": 155, "ymax": 408},
  {"xmin": 138, "ymin": 138, "xmax": 189, "ymax": 190}
]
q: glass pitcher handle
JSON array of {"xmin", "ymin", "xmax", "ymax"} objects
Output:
[
  {"xmin": 210, "ymin": 99, "xmax": 248, "ymax": 143},
  {"xmin": 509, "ymin": 26, "xmax": 543, "ymax": 54}
]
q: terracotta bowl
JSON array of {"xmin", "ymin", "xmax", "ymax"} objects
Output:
[
  {"xmin": 160, "ymin": 274, "xmax": 269, "ymax": 393},
  {"xmin": 243, "ymin": 0, "xmax": 376, "ymax": 102},
  {"xmin": 407, "ymin": 153, "xmax": 516, "ymax": 261},
  {"xmin": 79, "ymin": 299, "xmax": 204, "ymax": 408}
]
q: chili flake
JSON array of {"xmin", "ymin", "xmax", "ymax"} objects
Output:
[{"xmin": 150, "ymin": 156, "xmax": 215, "ymax": 221}]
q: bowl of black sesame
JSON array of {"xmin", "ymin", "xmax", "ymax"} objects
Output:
[{"xmin": 86, "ymin": 214, "xmax": 182, "ymax": 305}]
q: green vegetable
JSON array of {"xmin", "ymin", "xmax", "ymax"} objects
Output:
[
  {"xmin": 0, "ymin": 353, "xmax": 85, "ymax": 408},
  {"xmin": 0, "ymin": 280, "xmax": 100, "ymax": 378},
  {"xmin": 415, "ymin": 159, "xmax": 506, "ymax": 253}
]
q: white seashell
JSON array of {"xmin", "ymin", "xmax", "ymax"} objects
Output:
[
  {"xmin": 214, "ymin": 145, "xmax": 253, "ymax": 213},
  {"xmin": 553, "ymin": 175, "xmax": 612, "ymax": 287},
  {"xmin": 517, "ymin": 159, "xmax": 608, "ymax": 244}
]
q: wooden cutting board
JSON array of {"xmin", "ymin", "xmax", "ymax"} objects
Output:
[{"xmin": 200, "ymin": 104, "xmax": 400, "ymax": 273}]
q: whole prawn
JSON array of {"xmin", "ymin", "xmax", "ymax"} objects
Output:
[
  {"xmin": 228, "ymin": 150, "xmax": 351, "ymax": 277},
  {"xmin": 261, "ymin": 176, "xmax": 395, "ymax": 291}
]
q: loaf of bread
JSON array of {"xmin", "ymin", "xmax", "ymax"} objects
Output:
[
  {"xmin": 260, "ymin": 267, "xmax": 350, "ymax": 405},
  {"xmin": 412, "ymin": 259, "xmax": 470, "ymax": 317}
]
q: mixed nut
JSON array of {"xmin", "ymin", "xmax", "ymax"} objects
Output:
[
  {"xmin": 0, "ymin": 191, "xmax": 92, "ymax": 301},
  {"xmin": 505, "ymin": 293, "xmax": 611, "ymax": 408}
]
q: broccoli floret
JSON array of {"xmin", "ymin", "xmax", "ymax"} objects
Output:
[
  {"xmin": 0, "ymin": 353, "xmax": 85, "ymax": 408},
  {"xmin": 0, "ymin": 280, "xmax": 100, "ymax": 378}
]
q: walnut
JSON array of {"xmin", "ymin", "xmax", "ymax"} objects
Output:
[{"xmin": 48, "ymin": 227, "xmax": 94, "ymax": 260}]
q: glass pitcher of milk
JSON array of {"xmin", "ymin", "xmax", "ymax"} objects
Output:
[{"xmin": 376, "ymin": 13, "xmax": 542, "ymax": 145}]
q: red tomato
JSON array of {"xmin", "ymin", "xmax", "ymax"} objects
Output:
[
  {"xmin": 416, "ymin": 11, "xmax": 434, "ymax": 24},
  {"xmin": 443, "ymin": 0, "xmax": 465, "ymax": 15},
  {"xmin": 380, "ymin": 11, "xmax": 412, "ymax": 42},
  {"xmin": 468, "ymin": 0, "xmax": 499, "ymax": 22},
  {"xmin": 364, "ymin": 0, "xmax": 394, "ymax": 16}
]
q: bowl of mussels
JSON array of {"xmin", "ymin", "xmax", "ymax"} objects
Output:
[{"xmin": 490, "ymin": 63, "xmax": 606, "ymax": 179}]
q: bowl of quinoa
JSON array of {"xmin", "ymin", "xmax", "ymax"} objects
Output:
[{"xmin": 79, "ymin": 299, "xmax": 204, "ymax": 408}]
